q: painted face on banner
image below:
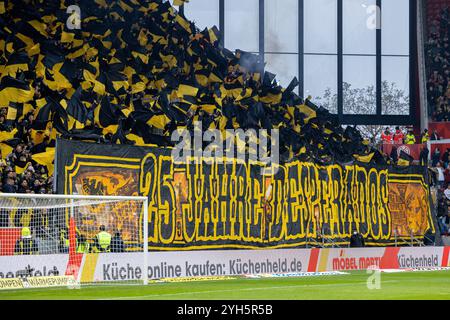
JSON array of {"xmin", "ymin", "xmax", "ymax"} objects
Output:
[
  {"xmin": 388, "ymin": 182, "xmax": 429, "ymax": 237},
  {"xmin": 73, "ymin": 168, "xmax": 141, "ymax": 244}
]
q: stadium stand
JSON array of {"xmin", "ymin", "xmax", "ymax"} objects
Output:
[
  {"xmin": 0, "ymin": 0, "xmax": 398, "ymax": 256},
  {"xmin": 0, "ymin": 0, "xmax": 443, "ymax": 251}
]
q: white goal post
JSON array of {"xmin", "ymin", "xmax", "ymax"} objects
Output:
[{"xmin": 0, "ymin": 193, "xmax": 148, "ymax": 288}]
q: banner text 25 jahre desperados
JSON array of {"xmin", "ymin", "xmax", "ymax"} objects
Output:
[{"xmin": 56, "ymin": 139, "xmax": 434, "ymax": 250}]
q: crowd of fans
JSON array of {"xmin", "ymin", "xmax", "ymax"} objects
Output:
[
  {"xmin": 380, "ymin": 127, "xmax": 446, "ymax": 145},
  {"xmin": 426, "ymin": 6, "xmax": 450, "ymax": 122},
  {"xmin": 427, "ymin": 145, "xmax": 450, "ymax": 237},
  {"xmin": 437, "ymin": 183, "xmax": 450, "ymax": 236},
  {"xmin": 425, "ymin": 6, "xmax": 450, "ymax": 237},
  {"xmin": 380, "ymin": 127, "xmax": 423, "ymax": 145},
  {"xmin": 0, "ymin": 107, "xmax": 53, "ymax": 195}
]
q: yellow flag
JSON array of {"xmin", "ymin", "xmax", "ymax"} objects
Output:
[
  {"xmin": 173, "ymin": 0, "xmax": 189, "ymax": 5},
  {"xmin": 28, "ymin": 20, "xmax": 48, "ymax": 36},
  {"xmin": 53, "ymin": 63, "xmax": 72, "ymax": 89},
  {"xmin": 86, "ymin": 46, "xmax": 98, "ymax": 60},
  {"xmin": 102, "ymin": 125, "xmax": 118, "ymax": 135},
  {"xmin": 126, "ymin": 134, "xmax": 146, "ymax": 146},
  {"xmin": 131, "ymin": 82, "xmax": 146, "ymax": 94},
  {"xmin": 208, "ymin": 28, "xmax": 219, "ymax": 43},
  {"xmin": 118, "ymin": 0, "xmax": 133, "ymax": 12},
  {"xmin": 398, "ymin": 158, "xmax": 410, "ymax": 167},
  {"xmin": 2, "ymin": 62, "xmax": 29, "ymax": 78},
  {"xmin": 138, "ymin": 29, "xmax": 148, "ymax": 46},
  {"xmin": 195, "ymin": 74, "xmax": 208, "ymax": 87},
  {"xmin": 30, "ymin": 129, "xmax": 46, "ymax": 145},
  {"xmin": 6, "ymin": 106, "xmax": 17, "ymax": 121},
  {"xmin": 0, "ymin": 128, "xmax": 17, "ymax": 142},
  {"xmin": 259, "ymin": 93, "xmax": 282, "ymax": 104},
  {"xmin": 61, "ymin": 31, "xmax": 75, "ymax": 43},
  {"xmin": 94, "ymin": 0, "xmax": 108, "ymax": 8},
  {"xmin": 83, "ymin": 70, "xmax": 105, "ymax": 95},
  {"xmin": 67, "ymin": 45, "xmax": 88, "ymax": 59},
  {"xmin": 28, "ymin": 43, "xmax": 40, "ymax": 56},
  {"xmin": 0, "ymin": 85, "xmax": 33, "ymax": 105},
  {"xmin": 23, "ymin": 103, "xmax": 34, "ymax": 115},
  {"xmin": 16, "ymin": 162, "xmax": 31, "ymax": 175},
  {"xmin": 132, "ymin": 51, "xmax": 149, "ymax": 64},
  {"xmin": 5, "ymin": 42, "xmax": 13, "ymax": 54},
  {"xmin": 0, "ymin": 142, "xmax": 13, "ymax": 158},
  {"xmin": 174, "ymin": 14, "xmax": 191, "ymax": 33},
  {"xmin": 354, "ymin": 153, "xmax": 375, "ymax": 163},
  {"xmin": 32, "ymin": 148, "xmax": 55, "ymax": 176},
  {"xmin": 200, "ymin": 105, "xmax": 216, "ymax": 114},
  {"xmin": 299, "ymin": 104, "xmax": 317, "ymax": 123},
  {"xmin": 147, "ymin": 115, "xmax": 170, "ymax": 130},
  {"xmin": 112, "ymin": 80, "xmax": 130, "ymax": 92},
  {"xmin": 16, "ymin": 33, "xmax": 34, "ymax": 48},
  {"xmin": 178, "ymin": 84, "xmax": 198, "ymax": 97}
]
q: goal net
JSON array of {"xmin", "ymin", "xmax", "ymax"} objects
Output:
[{"xmin": 0, "ymin": 193, "xmax": 148, "ymax": 289}]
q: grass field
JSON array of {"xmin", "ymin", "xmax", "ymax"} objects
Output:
[{"xmin": 1, "ymin": 271, "xmax": 450, "ymax": 300}]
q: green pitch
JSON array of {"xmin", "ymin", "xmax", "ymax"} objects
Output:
[{"xmin": 1, "ymin": 271, "xmax": 450, "ymax": 300}]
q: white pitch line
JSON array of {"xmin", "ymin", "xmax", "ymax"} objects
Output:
[{"xmin": 102, "ymin": 280, "xmax": 400, "ymax": 300}]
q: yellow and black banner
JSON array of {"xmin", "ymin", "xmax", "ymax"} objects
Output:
[{"xmin": 56, "ymin": 139, "xmax": 435, "ymax": 250}]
